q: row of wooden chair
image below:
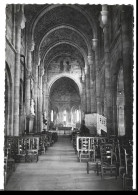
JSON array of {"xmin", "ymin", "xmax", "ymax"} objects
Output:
[
  {"xmin": 89, "ymin": 138, "xmax": 133, "ymax": 190},
  {"xmin": 73, "ymin": 135, "xmax": 133, "ymax": 190},
  {"xmin": 4, "ymin": 132, "xmax": 58, "ymax": 186},
  {"xmin": 4, "ymin": 147, "xmax": 15, "ymax": 186}
]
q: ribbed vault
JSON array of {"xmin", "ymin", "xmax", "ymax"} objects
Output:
[
  {"xmin": 33, "ymin": 5, "xmax": 94, "ymax": 42},
  {"xmin": 44, "ymin": 43, "xmax": 85, "ymax": 71},
  {"xmin": 39, "ymin": 26, "xmax": 89, "ymax": 58},
  {"xmin": 24, "ymin": 4, "xmax": 99, "ymax": 70}
]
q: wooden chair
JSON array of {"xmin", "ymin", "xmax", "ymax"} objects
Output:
[
  {"xmin": 72, "ymin": 132, "xmax": 80, "ymax": 154},
  {"xmin": 26, "ymin": 149, "xmax": 39, "ymax": 163},
  {"xmin": 100, "ymin": 143, "xmax": 117, "ymax": 179},
  {"xmin": 87, "ymin": 137, "xmax": 97, "ymax": 174},
  {"xmin": 123, "ymin": 146, "xmax": 133, "ymax": 191},
  {"xmin": 15, "ymin": 138, "xmax": 26, "ymax": 163},
  {"xmin": 93, "ymin": 137, "xmax": 108, "ymax": 176},
  {"xmin": 118, "ymin": 143, "xmax": 126, "ymax": 180},
  {"xmin": 79, "ymin": 137, "xmax": 90, "ymax": 162},
  {"xmin": 4, "ymin": 147, "xmax": 15, "ymax": 185},
  {"xmin": 87, "ymin": 137, "xmax": 107, "ymax": 175}
]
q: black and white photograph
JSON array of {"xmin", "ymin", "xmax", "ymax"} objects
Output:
[{"xmin": 1, "ymin": 0, "xmax": 136, "ymax": 191}]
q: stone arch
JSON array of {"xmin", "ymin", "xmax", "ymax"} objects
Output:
[
  {"xmin": 31, "ymin": 4, "xmax": 97, "ymax": 39},
  {"xmin": 48, "ymin": 76, "xmax": 81, "ymax": 128},
  {"xmin": 48, "ymin": 74, "xmax": 82, "ymax": 96},
  {"xmin": 42, "ymin": 41, "xmax": 87, "ymax": 68},
  {"xmin": 38, "ymin": 25, "xmax": 91, "ymax": 54}
]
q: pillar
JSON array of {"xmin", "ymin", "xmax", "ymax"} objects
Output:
[
  {"xmin": 33, "ymin": 55, "xmax": 40, "ymax": 133},
  {"xmin": 92, "ymin": 39, "xmax": 102, "ymax": 115},
  {"xmin": 121, "ymin": 6, "xmax": 133, "ymax": 138},
  {"xmin": 38, "ymin": 64, "xmax": 44, "ymax": 132},
  {"xmin": 101, "ymin": 5, "xmax": 113, "ymax": 136},
  {"xmin": 13, "ymin": 6, "xmax": 25, "ymax": 136},
  {"xmin": 88, "ymin": 53, "xmax": 96, "ymax": 113},
  {"xmin": 25, "ymin": 38, "xmax": 34, "ymax": 116},
  {"xmin": 80, "ymin": 69, "xmax": 85, "ymax": 120},
  {"xmin": 42, "ymin": 74, "xmax": 47, "ymax": 112},
  {"xmin": 42, "ymin": 81, "xmax": 49, "ymax": 130},
  {"xmin": 85, "ymin": 61, "xmax": 90, "ymax": 113},
  {"xmin": 43, "ymin": 73, "xmax": 49, "ymax": 129}
]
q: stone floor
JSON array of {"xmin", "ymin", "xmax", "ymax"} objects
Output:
[{"xmin": 5, "ymin": 135, "xmax": 123, "ymax": 191}]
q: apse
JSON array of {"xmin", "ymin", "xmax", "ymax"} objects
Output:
[{"xmin": 49, "ymin": 77, "xmax": 81, "ymax": 128}]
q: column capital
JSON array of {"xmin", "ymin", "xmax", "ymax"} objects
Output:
[
  {"xmin": 27, "ymin": 38, "xmax": 35, "ymax": 52},
  {"xmin": 36, "ymin": 53, "xmax": 41, "ymax": 66},
  {"xmin": 92, "ymin": 39, "xmax": 98, "ymax": 51},
  {"xmin": 84, "ymin": 66, "xmax": 88, "ymax": 75},
  {"xmin": 26, "ymin": 70, "xmax": 32, "ymax": 78},
  {"xmin": 81, "ymin": 69, "xmax": 85, "ymax": 82},
  {"xmin": 87, "ymin": 55, "xmax": 94, "ymax": 65},
  {"xmin": 100, "ymin": 5, "xmax": 109, "ymax": 28},
  {"xmin": 43, "ymin": 73, "xmax": 47, "ymax": 81},
  {"xmin": 40, "ymin": 65, "xmax": 44, "ymax": 77},
  {"xmin": 87, "ymin": 54, "xmax": 93, "ymax": 60},
  {"xmin": 15, "ymin": 8, "xmax": 26, "ymax": 29}
]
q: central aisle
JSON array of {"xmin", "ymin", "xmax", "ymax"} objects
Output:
[{"xmin": 5, "ymin": 135, "xmax": 123, "ymax": 191}]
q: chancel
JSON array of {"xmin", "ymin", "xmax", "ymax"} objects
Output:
[{"xmin": 4, "ymin": 3, "xmax": 135, "ymax": 191}]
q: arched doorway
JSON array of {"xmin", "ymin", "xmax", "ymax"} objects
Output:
[
  {"xmin": 49, "ymin": 77, "xmax": 81, "ymax": 129},
  {"xmin": 117, "ymin": 67, "xmax": 125, "ymax": 136}
]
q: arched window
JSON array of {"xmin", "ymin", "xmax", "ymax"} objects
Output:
[
  {"xmin": 63, "ymin": 110, "xmax": 66, "ymax": 122},
  {"xmin": 51, "ymin": 110, "xmax": 53, "ymax": 122},
  {"xmin": 76, "ymin": 109, "xmax": 79, "ymax": 122}
]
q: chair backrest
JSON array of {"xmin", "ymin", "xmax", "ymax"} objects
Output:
[
  {"xmin": 118, "ymin": 142, "xmax": 125, "ymax": 167},
  {"xmin": 118, "ymin": 139, "xmax": 133, "ymax": 169},
  {"xmin": 100, "ymin": 143, "xmax": 115, "ymax": 164},
  {"xmin": 81, "ymin": 138, "xmax": 89, "ymax": 151},
  {"xmin": 124, "ymin": 148, "xmax": 133, "ymax": 176},
  {"xmin": 27, "ymin": 149, "xmax": 38, "ymax": 155}
]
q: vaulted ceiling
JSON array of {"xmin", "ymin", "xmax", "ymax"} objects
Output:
[
  {"xmin": 24, "ymin": 4, "xmax": 101, "ymax": 70},
  {"xmin": 50, "ymin": 77, "xmax": 80, "ymax": 104}
]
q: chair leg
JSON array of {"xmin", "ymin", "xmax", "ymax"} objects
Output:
[
  {"xmin": 96, "ymin": 162, "xmax": 99, "ymax": 176},
  {"xmin": 87, "ymin": 162, "xmax": 89, "ymax": 174},
  {"xmin": 101, "ymin": 167, "xmax": 103, "ymax": 179},
  {"xmin": 79, "ymin": 154, "xmax": 81, "ymax": 162},
  {"xmin": 116, "ymin": 169, "xmax": 117, "ymax": 179},
  {"xmin": 111, "ymin": 168, "xmax": 112, "ymax": 177}
]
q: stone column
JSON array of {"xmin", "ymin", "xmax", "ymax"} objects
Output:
[
  {"xmin": 121, "ymin": 6, "xmax": 133, "ymax": 138},
  {"xmin": 42, "ymin": 73, "xmax": 48, "ymax": 131},
  {"xmin": 80, "ymin": 68, "xmax": 85, "ymax": 120},
  {"xmin": 45, "ymin": 94, "xmax": 49, "ymax": 129},
  {"xmin": 42, "ymin": 74, "xmax": 46, "ymax": 112},
  {"xmin": 112, "ymin": 76, "xmax": 118, "ymax": 136},
  {"xmin": 13, "ymin": 6, "xmax": 25, "ymax": 136},
  {"xmin": 101, "ymin": 5, "xmax": 112, "ymax": 136},
  {"xmin": 85, "ymin": 61, "xmax": 91, "ymax": 113},
  {"xmin": 38, "ymin": 64, "xmax": 44, "ymax": 132},
  {"xmin": 25, "ymin": 39, "xmax": 34, "ymax": 116},
  {"xmin": 33, "ymin": 57, "xmax": 40, "ymax": 133},
  {"xmin": 92, "ymin": 39, "xmax": 102, "ymax": 115},
  {"xmin": 88, "ymin": 53, "xmax": 96, "ymax": 113}
]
